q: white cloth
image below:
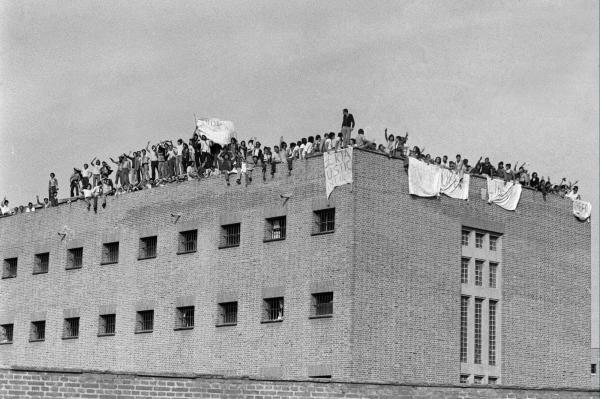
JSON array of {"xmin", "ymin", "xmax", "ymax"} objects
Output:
[
  {"xmin": 440, "ymin": 168, "xmax": 470, "ymax": 200},
  {"xmin": 486, "ymin": 178, "xmax": 522, "ymax": 211},
  {"xmin": 408, "ymin": 157, "xmax": 441, "ymax": 197},
  {"xmin": 323, "ymin": 147, "xmax": 353, "ymax": 199},
  {"xmin": 196, "ymin": 118, "xmax": 236, "ymax": 146},
  {"xmin": 573, "ymin": 200, "xmax": 592, "ymax": 221}
]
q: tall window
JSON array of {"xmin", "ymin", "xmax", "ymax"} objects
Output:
[
  {"xmin": 101, "ymin": 242, "xmax": 119, "ymax": 264},
  {"xmin": 314, "ymin": 209, "xmax": 335, "ymax": 234},
  {"xmin": 34, "ymin": 253, "xmax": 49, "ymax": 274},
  {"xmin": 312, "ymin": 292, "xmax": 333, "ymax": 317},
  {"xmin": 460, "ymin": 296, "xmax": 469, "ymax": 363},
  {"xmin": 139, "ymin": 236, "xmax": 157, "ymax": 259},
  {"xmin": 176, "ymin": 306, "xmax": 195, "ymax": 329},
  {"xmin": 461, "ymin": 258, "xmax": 469, "ymax": 284},
  {"xmin": 489, "ymin": 262, "xmax": 498, "ymax": 288},
  {"xmin": 220, "ymin": 223, "xmax": 241, "ymax": 248},
  {"xmin": 0, "ymin": 324, "xmax": 13, "ymax": 344},
  {"xmin": 136, "ymin": 310, "xmax": 154, "ymax": 333},
  {"xmin": 475, "ymin": 232, "xmax": 484, "ymax": 248},
  {"xmin": 475, "ymin": 260, "xmax": 483, "ymax": 286},
  {"xmin": 2, "ymin": 258, "xmax": 17, "ymax": 278},
  {"xmin": 265, "ymin": 216, "xmax": 286, "ymax": 241},
  {"xmin": 67, "ymin": 247, "xmax": 83, "ymax": 269},
  {"xmin": 99, "ymin": 314, "xmax": 116, "ymax": 336},
  {"xmin": 461, "ymin": 230, "xmax": 470, "ymax": 246},
  {"xmin": 178, "ymin": 230, "xmax": 197, "ymax": 254},
  {"xmin": 30, "ymin": 321, "xmax": 45, "ymax": 341},
  {"xmin": 263, "ymin": 297, "xmax": 284, "ymax": 322},
  {"xmin": 218, "ymin": 302, "xmax": 238, "ymax": 325},
  {"xmin": 63, "ymin": 317, "xmax": 80, "ymax": 339},
  {"xmin": 474, "ymin": 298, "xmax": 483, "ymax": 364},
  {"xmin": 489, "ymin": 235, "xmax": 498, "ymax": 251},
  {"xmin": 489, "ymin": 300, "xmax": 497, "ymax": 365}
]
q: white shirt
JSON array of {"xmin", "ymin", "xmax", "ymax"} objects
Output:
[
  {"xmin": 82, "ymin": 168, "xmax": 92, "ymax": 179},
  {"xmin": 1, "ymin": 205, "xmax": 11, "ymax": 215},
  {"xmin": 90, "ymin": 164, "xmax": 100, "ymax": 175},
  {"xmin": 83, "ymin": 188, "xmax": 93, "ymax": 198},
  {"xmin": 25, "ymin": 206, "xmax": 35, "ymax": 213},
  {"xmin": 176, "ymin": 144, "xmax": 184, "ymax": 156}
]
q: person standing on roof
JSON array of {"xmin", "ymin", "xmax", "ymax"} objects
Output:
[{"xmin": 341, "ymin": 108, "xmax": 355, "ymax": 148}]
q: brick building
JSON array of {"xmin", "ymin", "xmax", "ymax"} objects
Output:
[{"xmin": 0, "ymin": 150, "xmax": 592, "ymax": 388}]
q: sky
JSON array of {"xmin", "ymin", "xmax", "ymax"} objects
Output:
[{"xmin": 0, "ymin": 1, "xmax": 598, "ymax": 345}]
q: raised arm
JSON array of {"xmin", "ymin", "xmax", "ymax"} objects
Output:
[{"xmin": 384, "ymin": 128, "xmax": 389, "ymax": 141}]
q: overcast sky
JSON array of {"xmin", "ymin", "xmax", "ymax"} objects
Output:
[{"xmin": 1, "ymin": 0, "xmax": 598, "ymax": 345}]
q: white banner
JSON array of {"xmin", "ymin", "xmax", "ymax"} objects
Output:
[
  {"xmin": 487, "ymin": 178, "xmax": 522, "ymax": 211},
  {"xmin": 408, "ymin": 157, "xmax": 441, "ymax": 197},
  {"xmin": 440, "ymin": 168, "xmax": 470, "ymax": 200},
  {"xmin": 573, "ymin": 200, "xmax": 592, "ymax": 221},
  {"xmin": 324, "ymin": 148, "xmax": 353, "ymax": 199},
  {"xmin": 195, "ymin": 118, "xmax": 236, "ymax": 146}
]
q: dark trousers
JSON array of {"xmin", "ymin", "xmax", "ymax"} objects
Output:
[
  {"xmin": 151, "ymin": 161, "xmax": 159, "ymax": 180},
  {"xmin": 70, "ymin": 182, "xmax": 79, "ymax": 197}
]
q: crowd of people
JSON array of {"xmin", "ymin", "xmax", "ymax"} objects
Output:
[{"xmin": 0, "ymin": 109, "xmax": 583, "ymax": 216}]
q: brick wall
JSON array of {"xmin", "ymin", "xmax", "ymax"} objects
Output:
[{"xmin": 0, "ymin": 368, "xmax": 598, "ymax": 399}]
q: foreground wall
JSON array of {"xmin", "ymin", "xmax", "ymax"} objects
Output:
[{"xmin": 0, "ymin": 368, "xmax": 598, "ymax": 399}]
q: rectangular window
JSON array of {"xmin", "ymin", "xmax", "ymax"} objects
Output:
[
  {"xmin": 489, "ymin": 235, "xmax": 498, "ymax": 251},
  {"xmin": 475, "ymin": 232, "xmax": 484, "ymax": 248},
  {"xmin": 489, "ymin": 300, "xmax": 497, "ymax": 366},
  {"xmin": 34, "ymin": 253, "xmax": 49, "ymax": 274},
  {"xmin": 98, "ymin": 314, "xmax": 116, "ymax": 336},
  {"xmin": 263, "ymin": 297, "xmax": 284, "ymax": 322},
  {"xmin": 474, "ymin": 298, "xmax": 483, "ymax": 364},
  {"xmin": 220, "ymin": 223, "xmax": 241, "ymax": 248},
  {"xmin": 459, "ymin": 374, "xmax": 469, "ymax": 384},
  {"xmin": 312, "ymin": 292, "xmax": 333, "ymax": 317},
  {"xmin": 314, "ymin": 208, "xmax": 335, "ymax": 234},
  {"xmin": 460, "ymin": 296, "xmax": 469, "ymax": 363},
  {"xmin": 473, "ymin": 375, "xmax": 484, "ymax": 385},
  {"xmin": 2, "ymin": 258, "xmax": 17, "ymax": 278},
  {"xmin": 138, "ymin": 236, "xmax": 157, "ymax": 259},
  {"xmin": 67, "ymin": 247, "xmax": 83, "ymax": 269},
  {"xmin": 488, "ymin": 376, "xmax": 498, "ymax": 385},
  {"xmin": 592, "ymin": 364, "xmax": 597, "ymax": 375},
  {"xmin": 136, "ymin": 310, "xmax": 154, "ymax": 333},
  {"xmin": 63, "ymin": 317, "xmax": 80, "ymax": 339},
  {"xmin": 101, "ymin": 242, "xmax": 119, "ymax": 265},
  {"xmin": 461, "ymin": 258, "xmax": 469, "ymax": 284},
  {"xmin": 475, "ymin": 260, "xmax": 483, "ymax": 286},
  {"xmin": 176, "ymin": 306, "xmax": 195, "ymax": 329},
  {"xmin": 30, "ymin": 320, "xmax": 45, "ymax": 341},
  {"xmin": 178, "ymin": 230, "xmax": 197, "ymax": 254},
  {"xmin": 461, "ymin": 230, "xmax": 470, "ymax": 246},
  {"xmin": 0, "ymin": 324, "xmax": 13, "ymax": 344},
  {"xmin": 489, "ymin": 262, "xmax": 498, "ymax": 288},
  {"xmin": 218, "ymin": 302, "xmax": 238, "ymax": 325},
  {"xmin": 265, "ymin": 216, "xmax": 286, "ymax": 241}
]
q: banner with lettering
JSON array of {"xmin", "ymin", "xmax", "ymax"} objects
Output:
[
  {"xmin": 440, "ymin": 168, "xmax": 470, "ymax": 200},
  {"xmin": 486, "ymin": 178, "xmax": 522, "ymax": 211},
  {"xmin": 324, "ymin": 148, "xmax": 353, "ymax": 199},
  {"xmin": 573, "ymin": 200, "xmax": 592, "ymax": 221},
  {"xmin": 195, "ymin": 118, "xmax": 236, "ymax": 146}
]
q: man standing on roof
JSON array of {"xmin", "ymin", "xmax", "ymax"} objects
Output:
[{"xmin": 341, "ymin": 108, "xmax": 355, "ymax": 148}]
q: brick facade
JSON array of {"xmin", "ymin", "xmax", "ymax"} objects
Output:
[{"xmin": 0, "ymin": 150, "xmax": 591, "ymax": 388}]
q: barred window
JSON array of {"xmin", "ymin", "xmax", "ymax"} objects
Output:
[
  {"xmin": 475, "ymin": 260, "xmax": 483, "ymax": 286},
  {"xmin": 30, "ymin": 320, "xmax": 45, "ymax": 341},
  {"xmin": 263, "ymin": 297, "xmax": 284, "ymax": 322},
  {"xmin": 311, "ymin": 292, "xmax": 333, "ymax": 317},
  {"xmin": 488, "ymin": 377, "xmax": 498, "ymax": 385},
  {"xmin": 34, "ymin": 253, "xmax": 49, "ymax": 274},
  {"xmin": 176, "ymin": 306, "xmax": 195, "ymax": 329},
  {"xmin": 459, "ymin": 374, "xmax": 469, "ymax": 384},
  {"xmin": 63, "ymin": 317, "xmax": 80, "ymax": 339},
  {"xmin": 178, "ymin": 230, "xmax": 197, "ymax": 254},
  {"xmin": 0, "ymin": 324, "xmax": 13, "ymax": 344},
  {"xmin": 314, "ymin": 208, "xmax": 335, "ymax": 234},
  {"xmin": 2, "ymin": 258, "xmax": 17, "ymax": 278},
  {"xmin": 67, "ymin": 247, "xmax": 83, "ymax": 269},
  {"xmin": 101, "ymin": 242, "xmax": 119, "ymax": 265},
  {"xmin": 98, "ymin": 314, "xmax": 116, "ymax": 336},
  {"xmin": 461, "ymin": 257, "xmax": 469, "ymax": 284},
  {"xmin": 489, "ymin": 235, "xmax": 498, "ymax": 251},
  {"xmin": 489, "ymin": 300, "xmax": 497, "ymax": 366},
  {"xmin": 460, "ymin": 296, "xmax": 468, "ymax": 363},
  {"xmin": 139, "ymin": 236, "xmax": 157, "ymax": 259},
  {"xmin": 461, "ymin": 230, "xmax": 470, "ymax": 246},
  {"xmin": 218, "ymin": 302, "xmax": 238, "ymax": 325},
  {"xmin": 265, "ymin": 216, "xmax": 286, "ymax": 241},
  {"xmin": 220, "ymin": 223, "xmax": 240, "ymax": 248},
  {"xmin": 475, "ymin": 232, "xmax": 484, "ymax": 248},
  {"xmin": 474, "ymin": 298, "xmax": 483, "ymax": 364},
  {"xmin": 489, "ymin": 262, "xmax": 498, "ymax": 288},
  {"xmin": 473, "ymin": 375, "xmax": 484, "ymax": 385},
  {"xmin": 136, "ymin": 310, "xmax": 154, "ymax": 333}
]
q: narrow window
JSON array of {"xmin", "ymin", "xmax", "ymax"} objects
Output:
[
  {"xmin": 139, "ymin": 236, "xmax": 157, "ymax": 259},
  {"xmin": 176, "ymin": 306, "xmax": 195, "ymax": 329},
  {"xmin": 475, "ymin": 260, "xmax": 483, "ymax": 286},
  {"xmin": 220, "ymin": 223, "xmax": 241, "ymax": 248},
  {"xmin": 135, "ymin": 310, "xmax": 154, "ymax": 333},
  {"xmin": 460, "ymin": 296, "xmax": 469, "ymax": 363},
  {"xmin": 2, "ymin": 258, "xmax": 17, "ymax": 278},
  {"xmin": 461, "ymin": 230, "xmax": 470, "ymax": 246},
  {"xmin": 488, "ymin": 376, "xmax": 498, "ymax": 385},
  {"xmin": 67, "ymin": 247, "xmax": 83, "ymax": 269},
  {"xmin": 461, "ymin": 258, "xmax": 469, "ymax": 284},
  {"xmin": 592, "ymin": 364, "xmax": 597, "ymax": 375},
  {"xmin": 98, "ymin": 314, "xmax": 116, "ymax": 336},
  {"xmin": 178, "ymin": 230, "xmax": 197, "ymax": 254},
  {"xmin": 63, "ymin": 317, "xmax": 80, "ymax": 339},
  {"xmin": 489, "ymin": 300, "xmax": 497, "ymax": 366},
  {"xmin": 311, "ymin": 292, "xmax": 333, "ymax": 317},
  {"xmin": 101, "ymin": 242, "xmax": 119, "ymax": 265},
  {"xmin": 489, "ymin": 235, "xmax": 498, "ymax": 251},
  {"xmin": 0, "ymin": 324, "xmax": 13, "ymax": 344},
  {"xmin": 489, "ymin": 262, "xmax": 498, "ymax": 288},
  {"xmin": 34, "ymin": 253, "xmax": 49, "ymax": 274},
  {"xmin": 265, "ymin": 216, "xmax": 286, "ymax": 241},
  {"xmin": 313, "ymin": 209, "xmax": 335, "ymax": 234},
  {"xmin": 218, "ymin": 302, "xmax": 238, "ymax": 325},
  {"xmin": 473, "ymin": 375, "xmax": 484, "ymax": 385},
  {"xmin": 475, "ymin": 232, "xmax": 484, "ymax": 248},
  {"xmin": 474, "ymin": 298, "xmax": 483, "ymax": 364},
  {"xmin": 263, "ymin": 297, "xmax": 284, "ymax": 322},
  {"xmin": 459, "ymin": 374, "xmax": 469, "ymax": 384},
  {"xmin": 30, "ymin": 321, "xmax": 46, "ymax": 342},
  {"xmin": 308, "ymin": 374, "xmax": 332, "ymax": 379}
]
